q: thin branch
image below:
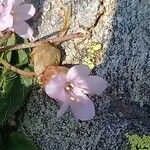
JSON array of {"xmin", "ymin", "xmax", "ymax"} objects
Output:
[
  {"xmin": 0, "ymin": 59, "xmax": 36, "ymax": 77},
  {"xmin": 0, "ymin": 32, "xmax": 84, "ymax": 52}
]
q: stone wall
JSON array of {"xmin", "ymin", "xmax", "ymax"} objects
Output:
[{"xmin": 18, "ymin": 0, "xmax": 150, "ymax": 149}]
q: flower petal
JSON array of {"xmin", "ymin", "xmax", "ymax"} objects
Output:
[
  {"xmin": 76, "ymin": 76, "xmax": 107, "ymax": 94},
  {"xmin": 14, "ymin": 0, "xmax": 24, "ymax": 6},
  {"xmin": 14, "ymin": 4, "xmax": 35, "ymax": 21},
  {"xmin": 1, "ymin": 0, "xmax": 6, "ymax": 5},
  {"xmin": 0, "ymin": 3, "xmax": 4, "ymax": 13},
  {"xmin": 45, "ymin": 76, "xmax": 67, "ymax": 103},
  {"xmin": 57, "ymin": 101, "xmax": 69, "ymax": 118},
  {"xmin": 70, "ymin": 95, "xmax": 95, "ymax": 121},
  {"xmin": 72, "ymin": 86, "xmax": 83, "ymax": 96},
  {"xmin": 2, "ymin": 0, "xmax": 14, "ymax": 6},
  {"xmin": 2, "ymin": 0, "xmax": 14, "ymax": 13},
  {"xmin": 13, "ymin": 21, "xmax": 34, "ymax": 40},
  {"xmin": 0, "ymin": 13, "xmax": 13, "ymax": 31},
  {"xmin": 67, "ymin": 64, "xmax": 91, "ymax": 81}
]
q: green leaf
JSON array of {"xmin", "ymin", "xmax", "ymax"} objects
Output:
[
  {"xmin": 6, "ymin": 33, "xmax": 16, "ymax": 46},
  {"xmin": 0, "ymin": 70, "xmax": 32, "ymax": 125},
  {"xmin": 0, "ymin": 32, "xmax": 33, "ymax": 125},
  {"xmin": 0, "ymin": 132, "xmax": 39, "ymax": 150},
  {"xmin": 0, "ymin": 33, "xmax": 16, "ymax": 46},
  {"xmin": 8, "ymin": 37, "xmax": 29, "ymax": 66},
  {"xmin": 17, "ymin": 49, "xmax": 29, "ymax": 65},
  {"xmin": 6, "ymin": 51, "xmax": 12, "ymax": 62},
  {"xmin": 0, "ymin": 33, "xmax": 16, "ymax": 59},
  {"xmin": 5, "ymin": 33, "xmax": 16, "ymax": 63}
]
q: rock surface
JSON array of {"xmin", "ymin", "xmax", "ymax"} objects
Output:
[{"xmin": 18, "ymin": 0, "xmax": 150, "ymax": 149}]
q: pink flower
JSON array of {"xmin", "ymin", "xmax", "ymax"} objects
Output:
[
  {"xmin": 0, "ymin": 0, "xmax": 14, "ymax": 31},
  {"xmin": 0, "ymin": 0, "xmax": 35, "ymax": 40},
  {"xmin": 45, "ymin": 65, "xmax": 107, "ymax": 121},
  {"xmin": 0, "ymin": 3, "xmax": 4, "ymax": 14}
]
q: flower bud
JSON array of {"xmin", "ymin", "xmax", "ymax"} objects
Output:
[{"xmin": 30, "ymin": 42, "xmax": 61, "ymax": 75}]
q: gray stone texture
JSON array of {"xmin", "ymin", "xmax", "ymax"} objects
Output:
[{"xmin": 18, "ymin": 0, "xmax": 150, "ymax": 149}]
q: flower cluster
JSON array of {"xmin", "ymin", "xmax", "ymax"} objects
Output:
[
  {"xmin": 44, "ymin": 65, "xmax": 107, "ymax": 121},
  {"xmin": 0, "ymin": 0, "xmax": 35, "ymax": 40},
  {"xmin": 0, "ymin": 1, "xmax": 108, "ymax": 121}
]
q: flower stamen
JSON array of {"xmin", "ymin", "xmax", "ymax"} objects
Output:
[
  {"xmin": 70, "ymin": 96, "xmax": 75, "ymax": 101},
  {"xmin": 65, "ymin": 82, "xmax": 75, "ymax": 91},
  {"xmin": 65, "ymin": 86, "xmax": 70, "ymax": 91},
  {"xmin": 70, "ymin": 96, "xmax": 80, "ymax": 102},
  {"xmin": 70, "ymin": 83, "xmax": 75, "ymax": 88}
]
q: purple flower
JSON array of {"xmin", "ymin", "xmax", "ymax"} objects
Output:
[
  {"xmin": 0, "ymin": 0, "xmax": 35, "ymax": 40},
  {"xmin": 45, "ymin": 64, "xmax": 107, "ymax": 121}
]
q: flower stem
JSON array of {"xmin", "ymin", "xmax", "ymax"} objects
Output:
[
  {"xmin": 0, "ymin": 59, "xmax": 36, "ymax": 77},
  {"xmin": 0, "ymin": 32, "xmax": 84, "ymax": 52}
]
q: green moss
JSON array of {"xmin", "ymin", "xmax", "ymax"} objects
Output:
[{"xmin": 125, "ymin": 134, "xmax": 150, "ymax": 150}]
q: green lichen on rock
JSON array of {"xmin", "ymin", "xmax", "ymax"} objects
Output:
[
  {"xmin": 125, "ymin": 134, "xmax": 150, "ymax": 150},
  {"xmin": 82, "ymin": 42, "xmax": 103, "ymax": 69}
]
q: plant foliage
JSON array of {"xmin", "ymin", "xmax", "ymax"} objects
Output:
[
  {"xmin": 0, "ymin": 34, "xmax": 33, "ymax": 125},
  {"xmin": 0, "ymin": 132, "xmax": 39, "ymax": 150}
]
